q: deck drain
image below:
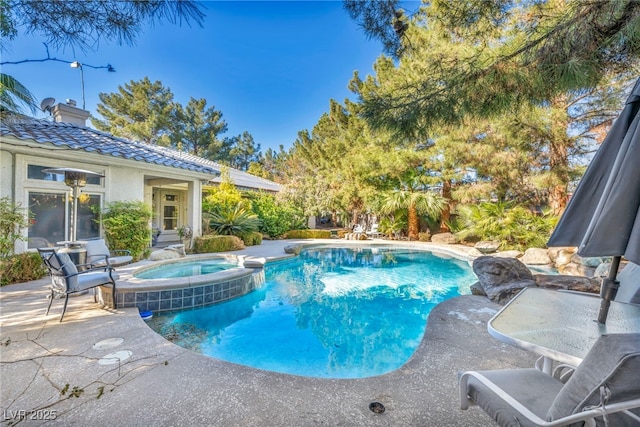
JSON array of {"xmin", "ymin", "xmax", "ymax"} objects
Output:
[
  {"xmin": 93, "ymin": 338, "xmax": 124, "ymax": 350},
  {"xmin": 98, "ymin": 350, "xmax": 132, "ymax": 365},
  {"xmin": 369, "ymin": 402, "xmax": 385, "ymax": 414}
]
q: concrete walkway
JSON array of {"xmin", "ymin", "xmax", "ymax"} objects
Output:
[{"xmin": 1, "ymin": 240, "xmax": 537, "ymax": 426}]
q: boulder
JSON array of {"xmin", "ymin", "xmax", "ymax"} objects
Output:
[
  {"xmin": 534, "ymin": 274, "xmax": 600, "ymax": 294},
  {"xmin": 570, "ymin": 254, "xmax": 607, "ymax": 268},
  {"xmin": 493, "ymin": 250, "xmax": 523, "ymax": 259},
  {"xmin": 149, "ymin": 249, "xmax": 183, "ymax": 261},
  {"xmin": 284, "ymin": 244, "xmax": 302, "ymax": 255},
  {"xmin": 558, "ymin": 263, "xmax": 596, "ymax": 277},
  {"xmin": 470, "ymin": 282, "xmax": 486, "ymax": 296},
  {"xmin": 548, "ymin": 247, "xmax": 575, "ymax": 264},
  {"xmin": 520, "ymin": 248, "xmax": 552, "ymax": 265},
  {"xmin": 474, "ymin": 241, "xmax": 500, "ymax": 254},
  {"xmin": 472, "ymin": 256, "xmax": 536, "ymax": 304},
  {"xmin": 430, "ymin": 232, "xmax": 458, "ymax": 244}
]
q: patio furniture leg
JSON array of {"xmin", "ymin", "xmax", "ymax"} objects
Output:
[
  {"xmin": 60, "ymin": 294, "xmax": 70, "ymax": 322},
  {"xmin": 45, "ymin": 288, "xmax": 54, "ymax": 315}
]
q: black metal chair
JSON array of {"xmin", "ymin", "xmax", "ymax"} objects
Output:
[{"xmin": 38, "ymin": 248, "xmax": 118, "ymax": 322}]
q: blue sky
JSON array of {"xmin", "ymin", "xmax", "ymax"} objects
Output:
[{"xmin": 1, "ymin": 1, "xmax": 394, "ymax": 153}]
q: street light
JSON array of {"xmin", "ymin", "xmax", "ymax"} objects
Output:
[{"xmin": 70, "ymin": 61, "xmax": 85, "ymax": 110}]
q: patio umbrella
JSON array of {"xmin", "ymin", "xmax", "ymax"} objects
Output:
[{"xmin": 547, "ymin": 77, "xmax": 640, "ymax": 323}]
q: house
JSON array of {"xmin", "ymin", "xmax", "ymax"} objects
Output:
[{"xmin": 0, "ymin": 100, "xmax": 280, "ymax": 253}]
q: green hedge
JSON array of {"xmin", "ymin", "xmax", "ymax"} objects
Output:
[
  {"xmin": 237, "ymin": 231, "xmax": 263, "ymax": 246},
  {"xmin": 284, "ymin": 229, "xmax": 332, "ymax": 239},
  {"xmin": 193, "ymin": 235, "xmax": 245, "ymax": 253},
  {"xmin": 1, "ymin": 252, "xmax": 47, "ymax": 286}
]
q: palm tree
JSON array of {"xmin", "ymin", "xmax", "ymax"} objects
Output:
[
  {"xmin": 0, "ymin": 73, "xmax": 37, "ymax": 116},
  {"xmin": 381, "ymin": 180, "xmax": 445, "ymax": 240}
]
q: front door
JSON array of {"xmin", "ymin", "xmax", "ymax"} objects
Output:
[{"xmin": 157, "ymin": 191, "xmax": 181, "ymax": 243}]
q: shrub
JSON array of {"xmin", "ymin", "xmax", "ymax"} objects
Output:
[
  {"xmin": 0, "ymin": 197, "xmax": 30, "ymax": 258},
  {"xmin": 207, "ymin": 206, "xmax": 261, "ymax": 236},
  {"xmin": 99, "ymin": 201, "xmax": 153, "ymax": 261},
  {"xmin": 237, "ymin": 231, "xmax": 263, "ymax": 246},
  {"xmin": 249, "ymin": 193, "xmax": 306, "ymax": 238},
  {"xmin": 284, "ymin": 229, "xmax": 332, "ymax": 239},
  {"xmin": 418, "ymin": 232, "xmax": 431, "ymax": 242},
  {"xmin": 456, "ymin": 202, "xmax": 558, "ymax": 250},
  {"xmin": 0, "ymin": 252, "xmax": 47, "ymax": 286},
  {"xmin": 193, "ymin": 235, "xmax": 245, "ymax": 253}
]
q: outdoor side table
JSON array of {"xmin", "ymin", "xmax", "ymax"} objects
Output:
[{"xmin": 487, "ymin": 287, "xmax": 640, "ymax": 373}]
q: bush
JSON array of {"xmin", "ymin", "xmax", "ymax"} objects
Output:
[
  {"xmin": 456, "ymin": 202, "xmax": 558, "ymax": 250},
  {"xmin": 0, "ymin": 197, "xmax": 30, "ymax": 258},
  {"xmin": 418, "ymin": 232, "xmax": 431, "ymax": 242},
  {"xmin": 0, "ymin": 252, "xmax": 47, "ymax": 286},
  {"xmin": 237, "ymin": 231, "xmax": 263, "ymax": 246},
  {"xmin": 206, "ymin": 206, "xmax": 261, "ymax": 236},
  {"xmin": 284, "ymin": 229, "xmax": 332, "ymax": 239},
  {"xmin": 99, "ymin": 201, "xmax": 153, "ymax": 261},
  {"xmin": 193, "ymin": 235, "xmax": 245, "ymax": 253},
  {"xmin": 249, "ymin": 193, "xmax": 306, "ymax": 238}
]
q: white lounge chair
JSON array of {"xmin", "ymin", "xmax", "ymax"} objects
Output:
[
  {"xmin": 459, "ymin": 333, "xmax": 640, "ymax": 426},
  {"xmin": 366, "ymin": 223, "xmax": 380, "ymax": 238}
]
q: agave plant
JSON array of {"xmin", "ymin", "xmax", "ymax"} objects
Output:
[{"xmin": 207, "ymin": 206, "xmax": 262, "ymax": 236}]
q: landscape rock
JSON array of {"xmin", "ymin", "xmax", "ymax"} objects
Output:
[
  {"xmin": 430, "ymin": 232, "xmax": 458, "ymax": 244},
  {"xmin": 284, "ymin": 244, "xmax": 302, "ymax": 255},
  {"xmin": 558, "ymin": 263, "xmax": 596, "ymax": 277},
  {"xmin": 474, "ymin": 241, "xmax": 500, "ymax": 254},
  {"xmin": 520, "ymin": 248, "xmax": 552, "ymax": 265},
  {"xmin": 149, "ymin": 249, "xmax": 183, "ymax": 261},
  {"xmin": 570, "ymin": 254, "xmax": 607, "ymax": 268},
  {"xmin": 548, "ymin": 247, "xmax": 575, "ymax": 264},
  {"xmin": 493, "ymin": 250, "xmax": 523, "ymax": 259},
  {"xmin": 534, "ymin": 274, "xmax": 600, "ymax": 294},
  {"xmin": 470, "ymin": 282, "xmax": 486, "ymax": 296},
  {"xmin": 472, "ymin": 256, "xmax": 535, "ymax": 304}
]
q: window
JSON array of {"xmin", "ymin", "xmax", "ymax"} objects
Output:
[
  {"xmin": 27, "ymin": 165, "xmax": 102, "ymax": 185},
  {"xmin": 27, "ymin": 192, "xmax": 101, "ymax": 247}
]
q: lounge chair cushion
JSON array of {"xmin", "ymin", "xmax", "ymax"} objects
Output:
[
  {"xmin": 546, "ymin": 333, "xmax": 640, "ymax": 426},
  {"xmin": 465, "ymin": 368, "xmax": 563, "ymax": 427},
  {"xmin": 54, "ymin": 252, "xmax": 79, "ymax": 291}
]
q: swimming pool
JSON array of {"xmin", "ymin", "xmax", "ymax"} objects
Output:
[{"xmin": 145, "ymin": 245, "xmax": 477, "ymax": 378}]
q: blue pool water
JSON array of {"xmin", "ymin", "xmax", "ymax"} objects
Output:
[
  {"xmin": 146, "ymin": 246, "xmax": 477, "ymax": 378},
  {"xmin": 135, "ymin": 259, "xmax": 239, "ymax": 279}
]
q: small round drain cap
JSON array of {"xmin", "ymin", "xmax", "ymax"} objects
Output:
[{"xmin": 369, "ymin": 402, "xmax": 385, "ymax": 414}]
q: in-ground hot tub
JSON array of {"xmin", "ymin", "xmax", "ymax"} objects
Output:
[{"xmin": 99, "ymin": 254, "xmax": 266, "ymax": 313}]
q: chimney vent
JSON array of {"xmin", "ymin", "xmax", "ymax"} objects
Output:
[
  {"xmin": 66, "ymin": 98, "xmax": 77, "ymax": 107},
  {"xmin": 52, "ymin": 102, "xmax": 90, "ymax": 126}
]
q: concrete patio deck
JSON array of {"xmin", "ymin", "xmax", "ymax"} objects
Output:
[{"xmin": 1, "ymin": 240, "xmax": 538, "ymax": 426}]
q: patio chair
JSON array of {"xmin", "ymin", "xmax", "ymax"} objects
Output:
[
  {"xmin": 38, "ymin": 248, "xmax": 118, "ymax": 322},
  {"xmin": 84, "ymin": 238, "xmax": 132, "ymax": 267},
  {"xmin": 459, "ymin": 333, "xmax": 640, "ymax": 427},
  {"xmin": 366, "ymin": 223, "xmax": 380, "ymax": 238},
  {"xmin": 353, "ymin": 224, "xmax": 365, "ymax": 235}
]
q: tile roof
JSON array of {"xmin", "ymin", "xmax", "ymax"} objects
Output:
[{"xmin": 1, "ymin": 118, "xmax": 281, "ymax": 192}]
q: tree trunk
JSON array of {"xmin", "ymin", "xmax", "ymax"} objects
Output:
[
  {"xmin": 439, "ymin": 180, "xmax": 452, "ymax": 232},
  {"xmin": 549, "ymin": 95, "xmax": 571, "ymax": 216},
  {"xmin": 408, "ymin": 203, "xmax": 419, "ymax": 240}
]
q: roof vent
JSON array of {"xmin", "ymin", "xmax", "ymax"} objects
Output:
[{"xmin": 66, "ymin": 99, "xmax": 77, "ymax": 107}]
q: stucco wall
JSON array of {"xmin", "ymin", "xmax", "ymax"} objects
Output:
[
  {"xmin": 0, "ymin": 149, "xmax": 14, "ymax": 200},
  {"xmin": 107, "ymin": 165, "xmax": 144, "ymax": 202}
]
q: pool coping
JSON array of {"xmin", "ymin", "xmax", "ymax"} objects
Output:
[{"xmin": 0, "ymin": 239, "xmax": 540, "ymax": 426}]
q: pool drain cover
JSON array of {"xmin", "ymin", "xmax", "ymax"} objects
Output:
[
  {"xmin": 369, "ymin": 402, "xmax": 385, "ymax": 414},
  {"xmin": 93, "ymin": 338, "xmax": 124, "ymax": 350},
  {"xmin": 98, "ymin": 350, "xmax": 133, "ymax": 365}
]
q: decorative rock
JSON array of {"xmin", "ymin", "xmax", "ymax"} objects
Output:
[
  {"xmin": 534, "ymin": 274, "xmax": 600, "ymax": 294},
  {"xmin": 430, "ymin": 232, "xmax": 458, "ymax": 244},
  {"xmin": 553, "ymin": 248, "xmax": 576, "ymax": 268},
  {"xmin": 149, "ymin": 249, "xmax": 183, "ymax": 261},
  {"xmin": 474, "ymin": 241, "xmax": 500, "ymax": 254},
  {"xmin": 470, "ymin": 282, "xmax": 486, "ymax": 296},
  {"xmin": 520, "ymin": 248, "xmax": 552, "ymax": 265},
  {"xmin": 570, "ymin": 254, "xmax": 606, "ymax": 268},
  {"xmin": 472, "ymin": 256, "xmax": 535, "ymax": 304},
  {"xmin": 284, "ymin": 244, "xmax": 302, "ymax": 255},
  {"xmin": 493, "ymin": 250, "xmax": 523, "ymax": 259},
  {"xmin": 594, "ymin": 262, "xmax": 612, "ymax": 278},
  {"xmin": 558, "ymin": 263, "xmax": 596, "ymax": 277}
]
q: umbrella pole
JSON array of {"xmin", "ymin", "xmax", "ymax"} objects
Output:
[{"xmin": 597, "ymin": 256, "xmax": 621, "ymax": 324}]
